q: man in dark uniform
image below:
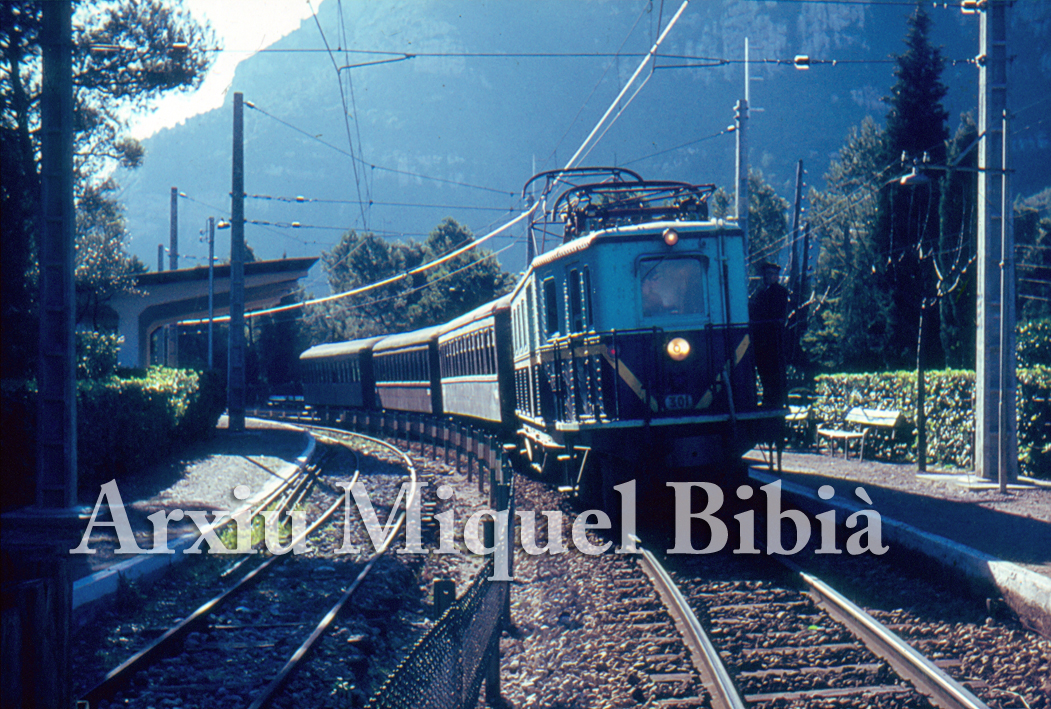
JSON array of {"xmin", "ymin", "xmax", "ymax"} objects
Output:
[{"xmin": 750, "ymin": 261, "xmax": 789, "ymax": 409}]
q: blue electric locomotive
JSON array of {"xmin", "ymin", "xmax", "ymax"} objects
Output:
[
  {"xmin": 509, "ymin": 169, "xmax": 782, "ymax": 502},
  {"xmin": 300, "ymin": 168, "xmax": 784, "ymax": 506}
]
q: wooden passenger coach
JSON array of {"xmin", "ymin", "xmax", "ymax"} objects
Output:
[
  {"xmin": 300, "ymin": 336, "xmax": 384, "ymax": 410},
  {"xmin": 372, "ymin": 325, "xmax": 444, "ymax": 415},
  {"xmin": 438, "ymin": 295, "xmax": 515, "ymax": 429}
]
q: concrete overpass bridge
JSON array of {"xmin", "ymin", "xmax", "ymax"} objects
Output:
[{"xmin": 108, "ymin": 257, "xmax": 318, "ymax": 368}]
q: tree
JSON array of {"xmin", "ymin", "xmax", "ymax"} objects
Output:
[
  {"xmin": 710, "ymin": 169, "xmax": 790, "ymax": 284},
  {"xmin": 75, "ymin": 179, "xmax": 147, "ymax": 330},
  {"xmin": 803, "ymin": 117, "xmax": 895, "ymax": 371},
  {"xmin": 872, "ymin": 2, "xmax": 951, "ymax": 369},
  {"xmin": 1014, "ymin": 189, "xmax": 1051, "ymax": 324},
  {"xmin": 937, "ymin": 114, "xmax": 980, "ymax": 368},
  {"xmin": 408, "ymin": 218, "xmax": 518, "ymax": 326},
  {"xmin": 1, "ymin": 0, "xmax": 215, "ymax": 377},
  {"xmin": 303, "ymin": 218, "xmax": 516, "ymax": 346},
  {"xmin": 312, "ymin": 230, "xmax": 426, "ymax": 341},
  {"xmin": 883, "ymin": 4, "xmax": 949, "ymax": 168}
]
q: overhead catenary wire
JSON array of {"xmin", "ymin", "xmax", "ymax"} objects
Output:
[
  {"xmin": 307, "ymin": 0, "xmax": 369, "ymax": 230},
  {"xmin": 173, "ymin": 0, "xmax": 693, "ymax": 327},
  {"xmin": 245, "ymin": 102, "xmax": 515, "ymax": 198},
  {"xmin": 623, "ymin": 127, "xmax": 734, "ymax": 166},
  {"xmin": 245, "ymin": 192, "xmax": 519, "ymax": 213},
  {"xmin": 179, "ymin": 232, "xmax": 522, "ymax": 326},
  {"xmin": 562, "ymin": 0, "xmax": 690, "ymax": 172}
]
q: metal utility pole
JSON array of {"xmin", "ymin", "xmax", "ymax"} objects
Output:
[
  {"xmin": 735, "ymin": 38, "xmax": 752, "ymax": 260},
  {"xmin": 36, "ymin": 0, "xmax": 76, "ymax": 511},
  {"xmin": 229, "ymin": 93, "xmax": 246, "ymax": 432},
  {"xmin": 207, "ymin": 216, "xmax": 215, "ymax": 369},
  {"xmin": 734, "ymin": 108, "xmax": 749, "ymax": 258},
  {"xmin": 167, "ymin": 187, "xmax": 179, "ymax": 366},
  {"xmin": 735, "ymin": 100, "xmax": 749, "ymax": 255},
  {"xmin": 799, "ymin": 222, "xmax": 811, "ymax": 306},
  {"xmin": 788, "ymin": 160, "xmax": 804, "ymax": 298},
  {"xmin": 169, "ymin": 186, "xmax": 179, "ymax": 270},
  {"xmin": 998, "ymin": 110, "xmax": 1018, "ymax": 490},
  {"xmin": 975, "ymin": 0, "xmax": 1017, "ymax": 484},
  {"xmin": 158, "ymin": 243, "xmax": 165, "ymax": 271}
]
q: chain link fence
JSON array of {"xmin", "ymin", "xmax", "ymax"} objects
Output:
[
  {"xmin": 364, "ymin": 557, "xmax": 507, "ymax": 709},
  {"xmin": 305, "ymin": 411, "xmax": 514, "ymax": 709}
]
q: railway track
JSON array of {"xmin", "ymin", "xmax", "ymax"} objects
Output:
[
  {"xmin": 636, "ymin": 545, "xmax": 990, "ymax": 709},
  {"xmin": 78, "ymin": 429, "xmax": 424, "ymax": 709}
]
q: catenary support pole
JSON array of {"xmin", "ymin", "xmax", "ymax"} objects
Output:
[
  {"xmin": 169, "ymin": 186, "xmax": 179, "ymax": 270},
  {"xmin": 998, "ymin": 109, "xmax": 1018, "ymax": 491},
  {"xmin": 167, "ymin": 186, "xmax": 179, "ymax": 365},
  {"xmin": 735, "ymin": 38, "xmax": 750, "ymax": 260},
  {"xmin": 229, "ymin": 93, "xmax": 246, "ymax": 431},
  {"xmin": 975, "ymin": 0, "xmax": 1015, "ymax": 482},
  {"xmin": 208, "ymin": 216, "xmax": 215, "ymax": 369},
  {"xmin": 788, "ymin": 159, "xmax": 803, "ymax": 296}
]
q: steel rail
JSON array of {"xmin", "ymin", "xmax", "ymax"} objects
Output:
[
  {"xmin": 246, "ymin": 424, "xmax": 421, "ymax": 709},
  {"xmin": 799, "ymin": 571, "xmax": 990, "ymax": 709},
  {"xmin": 636, "ymin": 545, "xmax": 748, "ymax": 709},
  {"xmin": 79, "ymin": 463, "xmax": 357, "ymax": 706}
]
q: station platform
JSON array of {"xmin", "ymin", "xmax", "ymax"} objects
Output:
[
  {"xmin": 745, "ymin": 448, "xmax": 1051, "ymax": 636},
  {"xmin": 70, "ymin": 417, "xmax": 314, "ymax": 610}
]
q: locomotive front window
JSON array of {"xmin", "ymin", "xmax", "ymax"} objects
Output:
[{"xmin": 640, "ymin": 256, "xmax": 706, "ymax": 318}]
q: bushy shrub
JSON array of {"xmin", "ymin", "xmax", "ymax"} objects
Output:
[
  {"xmin": 1018, "ymin": 319, "xmax": 1051, "ymax": 369},
  {"xmin": 77, "ymin": 367, "xmax": 224, "ymax": 488},
  {"xmin": 814, "ymin": 368, "xmax": 1049, "ymax": 479},
  {"xmin": 76, "ymin": 331, "xmax": 122, "ymax": 380},
  {"xmin": 1019, "ymin": 366, "xmax": 1050, "ymax": 478}
]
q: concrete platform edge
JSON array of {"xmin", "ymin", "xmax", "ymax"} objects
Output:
[
  {"xmin": 749, "ymin": 468, "xmax": 1051, "ymax": 639},
  {"xmin": 71, "ymin": 431, "xmax": 316, "ymax": 611}
]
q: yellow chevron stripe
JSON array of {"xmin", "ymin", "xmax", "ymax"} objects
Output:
[
  {"xmin": 736, "ymin": 333, "xmax": 750, "ymax": 364},
  {"xmin": 695, "ymin": 334, "xmax": 750, "ymax": 409},
  {"xmin": 600, "ymin": 351, "xmax": 659, "ymax": 412}
]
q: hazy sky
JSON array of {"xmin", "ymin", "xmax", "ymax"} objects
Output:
[{"xmin": 132, "ymin": 0, "xmax": 323, "ymax": 138}]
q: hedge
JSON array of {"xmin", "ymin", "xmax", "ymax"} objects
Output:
[
  {"xmin": 77, "ymin": 367, "xmax": 225, "ymax": 487},
  {"xmin": 813, "ymin": 367, "xmax": 1050, "ymax": 479},
  {"xmin": 1, "ymin": 367, "xmax": 225, "ymax": 509}
]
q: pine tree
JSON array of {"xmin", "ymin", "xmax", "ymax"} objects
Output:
[
  {"xmin": 804, "ymin": 117, "xmax": 895, "ymax": 371},
  {"xmin": 884, "ymin": 4, "xmax": 949, "ymax": 167},
  {"xmin": 1, "ymin": 0, "xmax": 215, "ymax": 377},
  {"xmin": 872, "ymin": 2, "xmax": 951, "ymax": 369}
]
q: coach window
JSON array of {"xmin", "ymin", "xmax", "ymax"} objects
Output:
[{"xmin": 543, "ymin": 277, "xmax": 560, "ymax": 337}]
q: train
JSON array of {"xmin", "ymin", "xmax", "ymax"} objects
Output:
[{"xmin": 300, "ymin": 168, "xmax": 785, "ymax": 507}]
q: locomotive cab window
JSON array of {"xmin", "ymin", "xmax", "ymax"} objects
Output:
[{"xmin": 639, "ymin": 255, "xmax": 707, "ymax": 319}]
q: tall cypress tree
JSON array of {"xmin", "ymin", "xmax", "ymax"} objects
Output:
[
  {"xmin": 885, "ymin": 5, "xmax": 950, "ymax": 167},
  {"xmin": 872, "ymin": 2, "xmax": 951, "ymax": 369}
]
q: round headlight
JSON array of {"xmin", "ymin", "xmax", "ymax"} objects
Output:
[
  {"xmin": 663, "ymin": 228, "xmax": 679, "ymax": 246},
  {"xmin": 666, "ymin": 337, "xmax": 691, "ymax": 361}
]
